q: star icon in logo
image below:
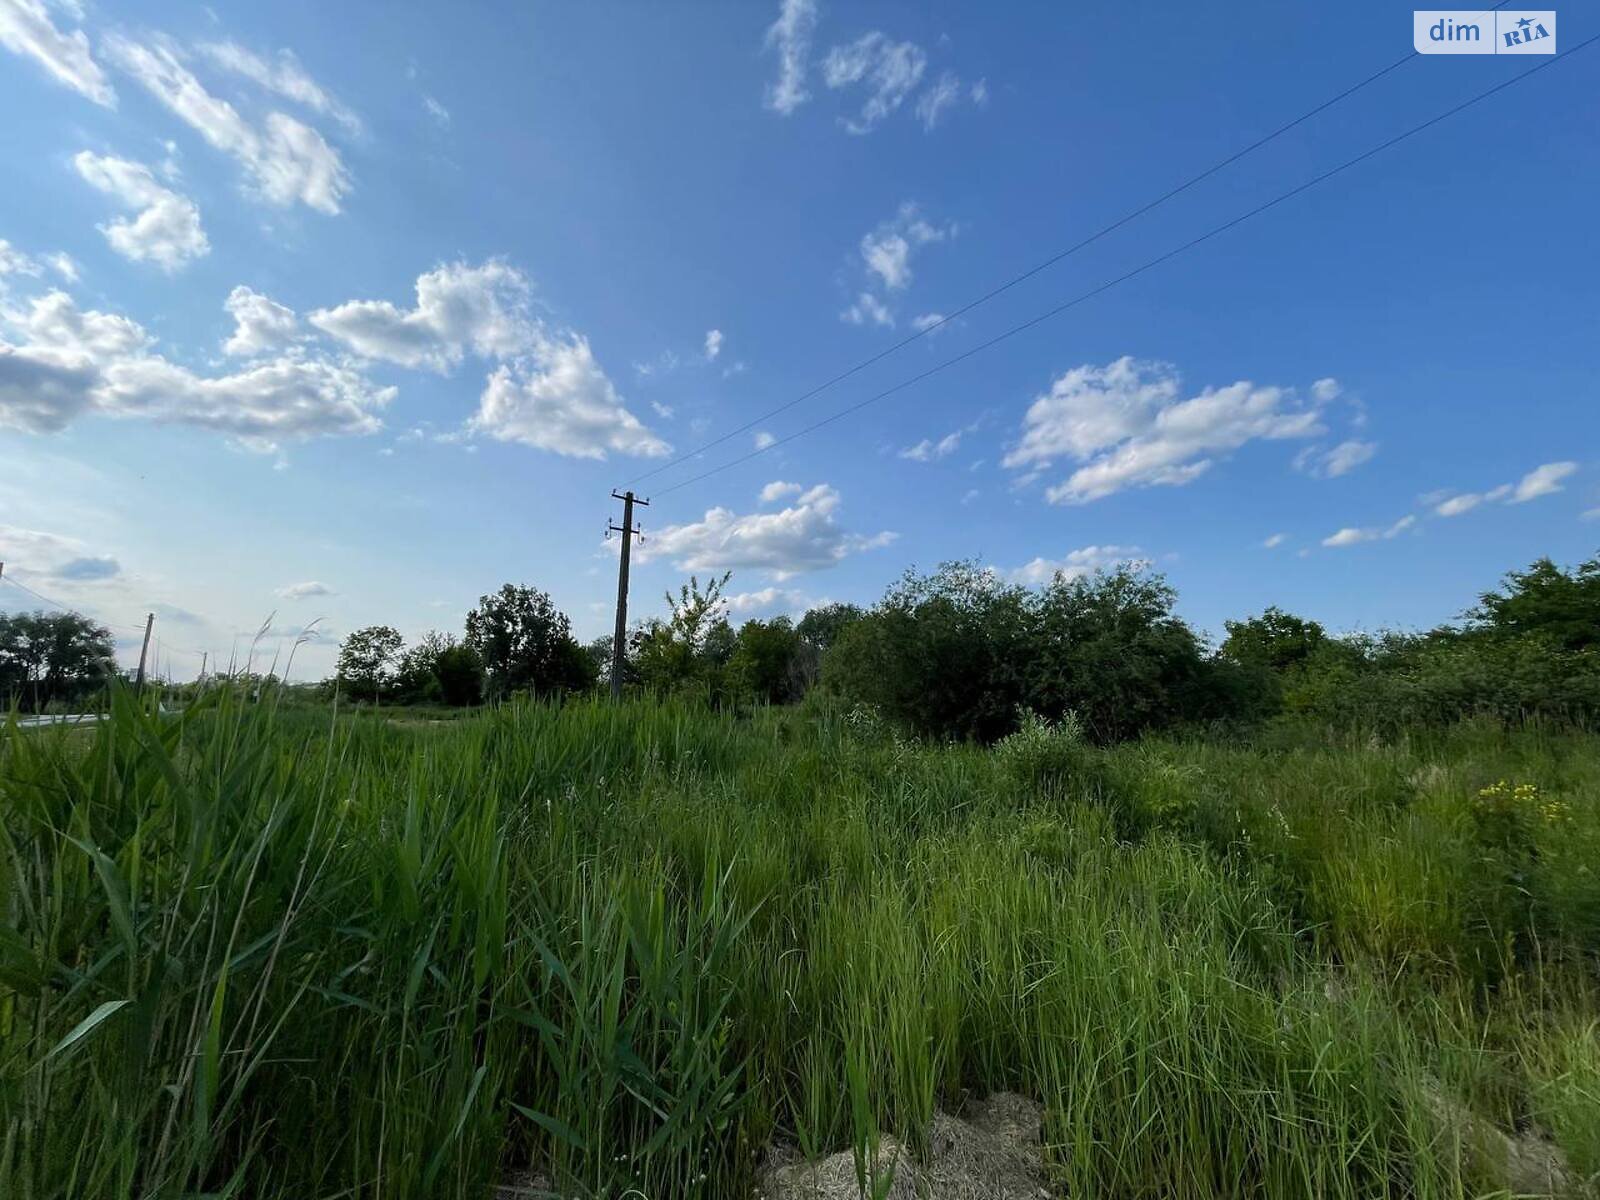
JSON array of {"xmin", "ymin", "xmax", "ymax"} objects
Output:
[{"xmin": 1517, "ymin": 15, "xmax": 1534, "ymax": 29}]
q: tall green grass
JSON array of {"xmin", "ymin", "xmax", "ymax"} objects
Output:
[{"xmin": 2, "ymin": 692, "xmax": 1597, "ymax": 1197}]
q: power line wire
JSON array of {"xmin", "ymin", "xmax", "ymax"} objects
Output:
[
  {"xmin": 0, "ymin": 572, "xmax": 213, "ymax": 657},
  {"xmin": 652, "ymin": 36, "xmax": 1595, "ymax": 501},
  {"xmin": 626, "ymin": 6, "xmax": 1516, "ymax": 491},
  {"xmin": 0, "ymin": 573, "xmax": 76, "ymax": 615}
]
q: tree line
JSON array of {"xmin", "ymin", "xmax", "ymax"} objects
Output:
[{"xmin": 328, "ymin": 548, "xmax": 1600, "ymax": 740}]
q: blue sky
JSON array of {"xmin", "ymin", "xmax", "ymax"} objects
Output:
[{"xmin": 1, "ymin": 0, "xmax": 1595, "ymax": 681}]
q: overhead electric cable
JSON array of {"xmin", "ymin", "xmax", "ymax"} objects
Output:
[
  {"xmin": 625, "ymin": 5, "xmax": 1516, "ymax": 490},
  {"xmin": 650, "ymin": 35, "xmax": 1595, "ymax": 500}
]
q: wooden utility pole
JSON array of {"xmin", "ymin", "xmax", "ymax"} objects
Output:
[
  {"xmin": 608, "ymin": 490, "xmax": 648, "ymax": 700},
  {"xmin": 134, "ymin": 612, "xmax": 154, "ymax": 690}
]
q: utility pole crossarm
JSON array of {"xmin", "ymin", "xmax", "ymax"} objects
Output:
[{"xmin": 607, "ymin": 490, "xmax": 648, "ymax": 700}]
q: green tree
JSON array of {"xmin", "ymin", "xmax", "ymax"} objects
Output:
[
  {"xmin": 433, "ymin": 643, "xmax": 485, "ymax": 707},
  {"xmin": 1469, "ymin": 552, "xmax": 1600, "ymax": 651},
  {"xmin": 336, "ymin": 625, "xmax": 403, "ymax": 702},
  {"xmin": 727, "ymin": 616, "xmax": 802, "ymax": 704},
  {"xmin": 0, "ymin": 610, "xmax": 116, "ymax": 711},
  {"xmin": 632, "ymin": 573, "xmax": 734, "ymax": 697},
  {"xmin": 1220, "ymin": 607, "xmax": 1329, "ymax": 672},
  {"xmin": 1027, "ymin": 566, "xmax": 1210, "ymax": 742},
  {"xmin": 824, "ymin": 562, "xmax": 1032, "ymax": 742},
  {"xmin": 465, "ymin": 584, "xmax": 592, "ymax": 699}
]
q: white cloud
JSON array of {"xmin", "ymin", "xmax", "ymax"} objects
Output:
[
  {"xmin": 723, "ymin": 586, "xmax": 818, "ymax": 617},
  {"xmin": 762, "ymin": 0, "xmax": 817, "ymax": 115},
  {"xmin": 841, "ymin": 291, "xmax": 894, "ymax": 328},
  {"xmin": 310, "ymin": 260, "xmax": 534, "ymax": 371},
  {"xmin": 469, "ymin": 333, "xmax": 669, "ymax": 460},
  {"xmin": 899, "ymin": 421, "xmax": 975, "ymax": 462},
  {"xmin": 912, "ymin": 70, "xmax": 980, "ymax": 130},
  {"xmin": 1511, "ymin": 460, "xmax": 1577, "ymax": 503},
  {"xmin": 1005, "ymin": 356, "xmax": 1328, "ymax": 505},
  {"xmin": 1582, "ymin": 507, "xmax": 1600, "ymax": 522},
  {"xmin": 704, "ymin": 328, "xmax": 723, "ymax": 361},
  {"xmin": 0, "ymin": 0, "xmax": 113, "ymax": 106},
  {"xmin": 1295, "ymin": 437, "xmax": 1376, "ymax": 479},
  {"xmin": 73, "ymin": 151, "xmax": 208, "ymax": 271},
  {"xmin": 196, "ymin": 40, "xmax": 361, "ymax": 134},
  {"xmin": 1311, "ymin": 378, "xmax": 1342, "ymax": 403},
  {"xmin": 423, "ymin": 94, "xmax": 451, "ymax": 127},
  {"xmin": 822, "ymin": 31, "xmax": 926, "ymax": 134},
  {"xmin": 276, "ymin": 580, "xmax": 333, "ymax": 600},
  {"xmin": 0, "ymin": 241, "xmax": 75, "ymax": 287},
  {"xmin": 760, "ymin": 480, "xmax": 802, "ymax": 503},
  {"xmin": 1263, "ymin": 533, "xmax": 1287, "ymax": 548},
  {"xmin": 860, "ymin": 202, "xmax": 951, "ymax": 290},
  {"xmin": 639, "ymin": 482, "xmax": 895, "ymax": 580},
  {"xmin": 104, "ymin": 35, "xmax": 349, "ymax": 214},
  {"xmin": 0, "ymin": 289, "xmax": 393, "ymax": 442},
  {"xmin": 754, "ymin": 430, "xmax": 777, "ymax": 449},
  {"xmin": 911, "ymin": 312, "xmax": 946, "ymax": 332},
  {"xmin": 843, "ymin": 203, "xmax": 954, "ymax": 328},
  {"xmin": 1005, "ymin": 545, "xmax": 1146, "ymax": 586},
  {"xmin": 1321, "ymin": 515, "xmax": 1415, "ymax": 548},
  {"xmin": 0, "ymin": 523, "xmax": 121, "ymax": 592},
  {"xmin": 222, "ymin": 285, "xmax": 298, "ymax": 357},
  {"xmin": 0, "ymin": 239, "xmax": 42, "ymax": 278},
  {"xmin": 1433, "ymin": 461, "xmax": 1578, "ymax": 517}
]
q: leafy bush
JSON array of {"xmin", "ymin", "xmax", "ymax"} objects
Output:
[{"xmin": 994, "ymin": 709, "xmax": 1085, "ymax": 788}]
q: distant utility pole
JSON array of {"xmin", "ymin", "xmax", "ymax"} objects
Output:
[
  {"xmin": 608, "ymin": 489, "xmax": 648, "ymax": 701},
  {"xmin": 134, "ymin": 612, "xmax": 154, "ymax": 690}
]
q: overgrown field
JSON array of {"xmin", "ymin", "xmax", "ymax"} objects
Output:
[{"xmin": 3, "ymin": 693, "xmax": 1599, "ymax": 1198}]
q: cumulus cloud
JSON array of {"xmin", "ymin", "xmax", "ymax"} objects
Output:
[
  {"xmin": 310, "ymin": 259, "xmax": 664, "ymax": 459},
  {"xmin": 310, "ymin": 260, "xmax": 534, "ymax": 371},
  {"xmin": 103, "ymin": 35, "xmax": 349, "ymax": 213},
  {"xmin": 1295, "ymin": 437, "xmax": 1376, "ymax": 479},
  {"xmin": 223, "ymin": 285, "xmax": 299, "ymax": 357},
  {"xmin": 1263, "ymin": 533, "xmax": 1287, "ymax": 549},
  {"xmin": 54, "ymin": 554, "xmax": 120, "ymax": 580},
  {"xmin": 470, "ymin": 334, "xmax": 669, "ymax": 460},
  {"xmin": 0, "ymin": 289, "xmax": 393, "ymax": 442},
  {"xmin": 754, "ymin": 431, "xmax": 777, "ymax": 449},
  {"xmin": 822, "ymin": 31, "xmax": 926, "ymax": 134},
  {"xmin": 1432, "ymin": 461, "xmax": 1578, "ymax": 517},
  {"xmin": 196, "ymin": 40, "xmax": 362, "ymax": 134},
  {"xmin": 1511, "ymin": 461, "xmax": 1577, "ymax": 503},
  {"xmin": 1005, "ymin": 545, "xmax": 1146, "ymax": 586},
  {"xmin": 760, "ymin": 480, "xmax": 802, "ymax": 503},
  {"xmin": 899, "ymin": 419, "xmax": 980, "ymax": 462},
  {"xmin": 1003, "ymin": 356, "xmax": 1329, "ymax": 505},
  {"xmin": 639, "ymin": 482, "xmax": 895, "ymax": 580},
  {"xmin": 704, "ymin": 328, "xmax": 723, "ymax": 361},
  {"xmin": 724, "ymin": 586, "xmax": 819, "ymax": 617},
  {"xmin": 0, "ymin": 239, "xmax": 42, "ymax": 278},
  {"xmin": 763, "ymin": 0, "xmax": 817, "ymax": 115},
  {"xmin": 276, "ymin": 580, "xmax": 333, "ymax": 599},
  {"xmin": 0, "ymin": 522, "xmax": 119, "ymax": 588},
  {"xmin": 0, "ymin": 0, "xmax": 114, "ymax": 106},
  {"xmin": 1321, "ymin": 515, "xmax": 1415, "ymax": 547},
  {"xmin": 841, "ymin": 291, "xmax": 894, "ymax": 328},
  {"xmin": 73, "ymin": 151, "xmax": 209, "ymax": 271},
  {"xmin": 842, "ymin": 203, "xmax": 954, "ymax": 328},
  {"xmin": 860, "ymin": 202, "xmax": 951, "ymax": 290}
]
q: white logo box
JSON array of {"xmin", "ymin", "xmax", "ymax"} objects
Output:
[{"xmin": 1414, "ymin": 10, "xmax": 1556, "ymax": 54}]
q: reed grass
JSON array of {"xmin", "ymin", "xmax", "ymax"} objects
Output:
[{"xmin": 2, "ymin": 692, "xmax": 1597, "ymax": 1197}]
